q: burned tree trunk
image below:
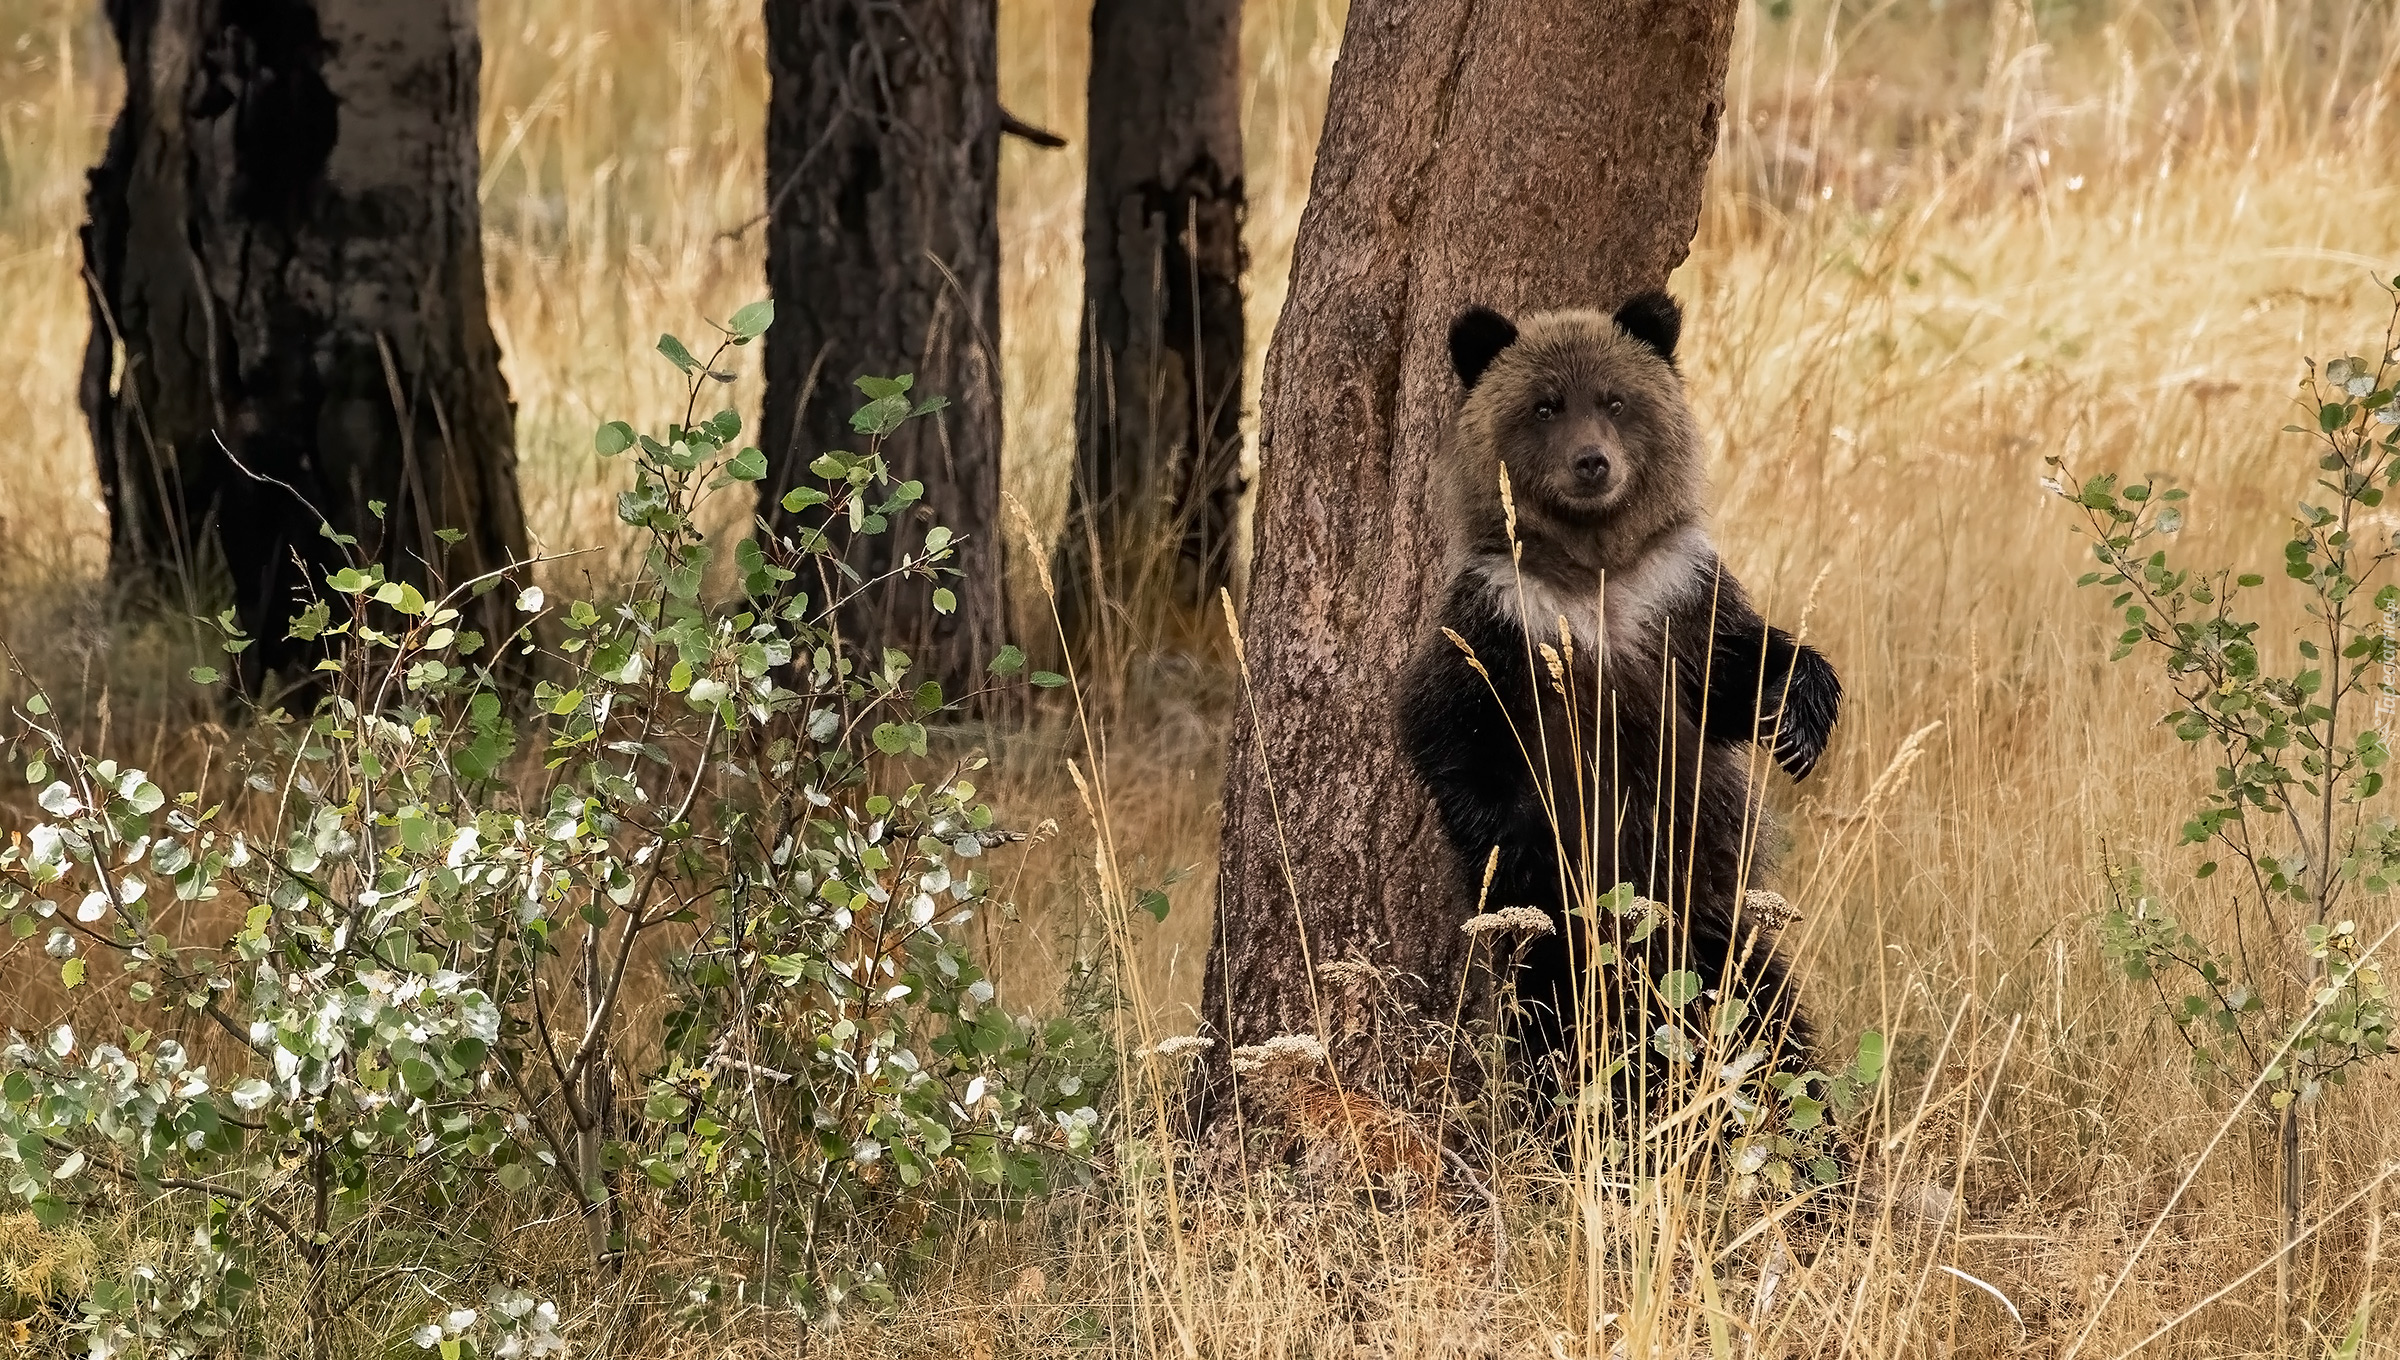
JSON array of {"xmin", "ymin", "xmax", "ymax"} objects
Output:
[
  {"xmin": 760, "ymin": 1, "xmax": 1007, "ymax": 701},
  {"xmin": 1194, "ymin": 0, "xmax": 1739, "ymax": 1130},
  {"xmin": 1052, "ymin": 0, "xmax": 1247, "ymax": 647},
  {"xmin": 82, "ymin": 0, "xmax": 528, "ymax": 690}
]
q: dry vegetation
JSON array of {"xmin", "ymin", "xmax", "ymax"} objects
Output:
[{"xmin": 5, "ymin": 0, "xmax": 2400, "ymax": 1355}]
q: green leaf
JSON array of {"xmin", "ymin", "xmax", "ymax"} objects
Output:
[
  {"xmin": 60, "ymin": 958, "xmax": 85, "ymax": 989},
  {"xmin": 872, "ymin": 723, "xmax": 927, "ymax": 757},
  {"xmin": 665, "ymin": 543, "xmax": 710, "ymax": 599},
  {"xmin": 188, "ymin": 666, "xmax": 220, "ymax": 685},
  {"xmin": 729, "ymin": 299, "xmax": 775, "ymax": 339},
  {"xmin": 1030, "ymin": 671, "xmax": 1069, "ymax": 689},
  {"xmin": 658, "ymin": 333, "xmax": 700, "ymax": 373},
  {"xmin": 725, "ymin": 446, "xmax": 768, "ymax": 481},
  {"xmin": 24, "ymin": 693, "xmax": 48, "ymax": 716},
  {"xmin": 2330, "ymin": 1297, "xmax": 2372, "ymax": 1360},
  {"xmin": 1137, "ymin": 890, "xmax": 1170, "ymax": 923},
  {"xmin": 1660, "ymin": 970, "xmax": 1703, "ymax": 1008},
  {"xmin": 373, "ymin": 581, "xmax": 430, "ymax": 616},
  {"xmin": 989, "ymin": 645, "xmax": 1026, "ymax": 678},
  {"xmin": 595, "ymin": 421, "xmax": 636, "ymax": 456},
  {"xmin": 932, "ymin": 588, "xmax": 957, "ymax": 614},
  {"xmin": 1852, "ymin": 1030, "xmax": 1886, "ymax": 1085},
  {"xmin": 400, "ymin": 1057, "xmax": 439, "ymax": 1096},
  {"xmin": 851, "ymin": 394, "xmax": 912, "ymax": 436}
]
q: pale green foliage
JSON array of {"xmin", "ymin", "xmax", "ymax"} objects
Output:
[
  {"xmin": 0, "ymin": 304, "xmax": 1107, "ymax": 1354},
  {"xmin": 2051, "ymin": 280, "xmax": 2400, "ymax": 1110}
]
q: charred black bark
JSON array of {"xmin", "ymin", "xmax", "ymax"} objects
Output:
[{"xmin": 82, "ymin": 0, "xmax": 528, "ymax": 695}]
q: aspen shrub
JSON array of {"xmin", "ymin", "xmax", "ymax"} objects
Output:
[
  {"xmin": 2050, "ymin": 280, "xmax": 2400, "ymax": 1260},
  {"xmin": 0, "ymin": 306, "xmax": 1112, "ymax": 1357}
]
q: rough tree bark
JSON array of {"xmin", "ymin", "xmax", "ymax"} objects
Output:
[
  {"xmin": 1194, "ymin": 0, "xmax": 1740, "ymax": 1131},
  {"xmin": 1052, "ymin": 0, "xmax": 1247, "ymax": 645},
  {"xmin": 761, "ymin": 1, "xmax": 1007, "ymax": 701},
  {"xmin": 81, "ymin": 0, "xmax": 528, "ymax": 688}
]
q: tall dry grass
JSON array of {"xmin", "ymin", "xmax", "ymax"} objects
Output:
[{"xmin": 4, "ymin": 0, "xmax": 2400, "ymax": 1354}]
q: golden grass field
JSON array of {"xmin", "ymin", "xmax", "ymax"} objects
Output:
[{"xmin": 7, "ymin": 0, "xmax": 2400, "ymax": 1355}]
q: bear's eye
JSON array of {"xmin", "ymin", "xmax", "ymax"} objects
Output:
[
  {"xmin": 1533, "ymin": 400, "xmax": 1559, "ymax": 422},
  {"xmin": 1603, "ymin": 393, "xmax": 1626, "ymax": 416}
]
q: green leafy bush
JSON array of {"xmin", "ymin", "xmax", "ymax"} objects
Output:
[
  {"xmin": 2050, "ymin": 279, "xmax": 2400, "ymax": 1245},
  {"xmin": 0, "ymin": 303, "xmax": 1109, "ymax": 1356}
]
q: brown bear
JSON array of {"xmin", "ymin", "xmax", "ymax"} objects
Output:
[{"xmin": 1397, "ymin": 293, "xmax": 1841, "ymax": 1131}]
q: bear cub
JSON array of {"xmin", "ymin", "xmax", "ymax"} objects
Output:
[{"xmin": 1397, "ymin": 292, "xmax": 1842, "ymax": 1123}]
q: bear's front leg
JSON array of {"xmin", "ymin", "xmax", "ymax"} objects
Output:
[{"xmin": 1702, "ymin": 619, "xmax": 1842, "ymax": 781}]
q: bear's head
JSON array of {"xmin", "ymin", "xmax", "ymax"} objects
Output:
[{"xmin": 1441, "ymin": 294, "xmax": 1701, "ymax": 571}]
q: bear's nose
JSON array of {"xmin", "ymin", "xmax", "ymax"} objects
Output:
[{"xmin": 1573, "ymin": 448, "xmax": 1611, "ymax": 484}]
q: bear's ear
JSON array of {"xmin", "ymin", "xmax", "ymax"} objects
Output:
[
  {"xmin": 1613, "ymin": 291, "xmax": 1682, "ymax": 364},
  {"xmin": 1448, "ymin": 307, "xmax": 1519, "ymax": 391}
]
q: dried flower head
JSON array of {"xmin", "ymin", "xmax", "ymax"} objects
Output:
[
  {"xmin": 1462, "ymin": 906, "xmax": 1555, "ymax": 939},
  {"xmin": 1145, "ymin": 1035, "xmax": 1215, "ymax": 1061},
  {"xmin": 1617, "ymin": 894, "xmax": 1668, "ymax": 928},
  {"xmin": 1316, "ymin": 959, "xmax": 1385, "ymax": 990},
  {"xmin": 1744, "ymin": 890, "xmax": 1800, "ymax": 931},
  {"xmin": 1230, "ymin": 1033, "xmax": 1327, "ymax": 1076}
]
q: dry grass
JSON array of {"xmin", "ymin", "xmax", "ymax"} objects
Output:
[{"xmin": 6, "ymin": 0, "xmax": 2400, "ymax": 1354}]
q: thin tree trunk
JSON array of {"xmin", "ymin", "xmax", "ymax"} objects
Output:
[
  {"xmin": 1053, "ymin": 0, "xmax": 1247, "ymax": 648},
  {"xmin": 81, "ymin": 0, "xmax": 527, "ymax": 689},
  {"xmin": 760, "ymin": 1, "xmax": 1007, "ymax": 703},
  {"xmin": 1194, "ymin": 0, "xmax": 1739, "ymax": 1132}
]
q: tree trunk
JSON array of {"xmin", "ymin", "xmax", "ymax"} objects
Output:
[
  {"xmin": 1194, "ymin": 0, "xmax": 1739, "ymax": 1132},
  {"xmin": 1053, "ymin": 0, "xmax": 1247, "ymax": 648},
  {"xmin": 761, "ymin": 1, "xmax": 1007, "ymax": 703},
  {"xmin": 81, "ymin": 0, "xmax": 528, "ymax": 689}
]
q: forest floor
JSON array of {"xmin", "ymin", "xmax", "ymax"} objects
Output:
[{"xmin": 6, "ymin": 0, "xmax": 2400, "ymax": 1355}]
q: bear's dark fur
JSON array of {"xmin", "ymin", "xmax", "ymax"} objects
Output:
[{"xmin": 1397, "ymin": 293, "xmax": 1842, "ymax": 1117}]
